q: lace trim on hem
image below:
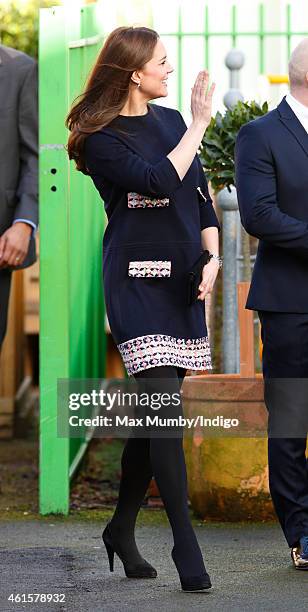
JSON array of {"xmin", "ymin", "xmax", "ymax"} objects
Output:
[{"xmin": 117, "ymin": 333, "xmax": 212, "ymax": 376}]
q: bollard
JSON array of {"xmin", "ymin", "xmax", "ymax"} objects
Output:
[
  {"xmin": 217, "ymin": 186, "xmax": 239, "ymax": 373},
  {"xmin": 218, "ymin": 49, "xmax": 245, "ymax": 372},
  {"xmin": 223, "ymin": 48, "xmax": 245, "ymax": 109}
]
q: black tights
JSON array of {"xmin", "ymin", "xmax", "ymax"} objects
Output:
[{"xmin": 109, "ymin": 365, "xmax": 206, "ymax": 577}]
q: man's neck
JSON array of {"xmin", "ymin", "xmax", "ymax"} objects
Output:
[{"xmin": 289, "ymin": 89, "xmax": 308, "ymax": 109}]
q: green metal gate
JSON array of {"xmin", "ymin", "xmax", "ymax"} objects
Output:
[{"xmin": 39, "ymin": 4, "xmax": 107, "ymax": 515}]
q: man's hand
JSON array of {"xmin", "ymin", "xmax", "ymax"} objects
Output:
[{"xmin": 0, "ymin": 222, "xmax": 32, "ymax": 269}]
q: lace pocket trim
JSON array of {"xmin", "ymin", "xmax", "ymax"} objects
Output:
[
  {"xmin": 128, "ymin": 260, "xmax": 171, "ymax": 277},
  {"xmin": 127, "ymin": 192, "xmax": 170, "ymax": 208}
]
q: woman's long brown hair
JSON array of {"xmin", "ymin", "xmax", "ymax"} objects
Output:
[{"xmin": 65, "ymin": 26, "xmax": 159, "ymax": 175}]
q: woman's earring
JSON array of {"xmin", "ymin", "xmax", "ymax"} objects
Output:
[{"xmin": 137, "ymin": 81, "xmax": 141, "ymax": 88}]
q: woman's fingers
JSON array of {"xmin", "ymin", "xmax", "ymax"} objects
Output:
[
  {"xmin": 198, "ymin": 267, "xmax": 218, "ymax": 298},
  {"xmin": 193, "ymin": 72, "xmax": 204, "ymax": 99},
  {"xmin": 202, "ymin": 71, "xmax": 209, "ymax": 90},
  {"xmin": 205, "ymin": 81, "xmax": 215, "ymax": 101},
  {"xmin": 198, "ymin": 286, "xmax": 213, "ymax": 300},
  {"xmin": 196, "ymin": 71, "xmax": 208, "ymax": 95},
  {"xmin": 193, "ymin": 70, "xmax": 203, "ymax": 88},
  {"xmin": 198, "ymin": 73, "xmax": 209, "ymax": 103},
  {"xmin": 192, "ymin": 70, "xmax": 212, "ymax": 104},
  {"xmin": 191, "ymin": 70, "xmax": 214, "ymax": 125},
  {"xmin": 198, "ymin": 278, "xmax": 211, "ymax": 297},
  {"xmin": 193, "ymin": 70, "xmax": 207, "ymax": 88}
]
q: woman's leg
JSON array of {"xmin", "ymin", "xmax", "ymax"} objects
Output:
[
  {"xmin": 108, "ymin": 436, "xmax": 152, "ymax": 563},
  {"xmin": 136, "ymin": 365, "xmax": 206, "ymax": 578},
  {"xmin": 177, "ymin": 366, "xmax": 187, "ymax": 387},
  {"xmin": 108, "ymin": 366, "xmax": 187, "ymax": 563}
]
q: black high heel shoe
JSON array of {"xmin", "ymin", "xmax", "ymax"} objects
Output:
[
  {"xmin": 102, "ymin": 521, "xmax": 157, "ymax": 579},
  {"xmin": 171, "ymin": 546, "xmax": 212, "ymax": 592}
]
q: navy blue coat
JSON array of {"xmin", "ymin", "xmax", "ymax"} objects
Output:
[
  {"xmin": 84, "ymin": 103, "xmax": 220, "ymax": 375},
  {"xmin": 235, "ymin": 97, "xmax": 308, "ymax": 313}
]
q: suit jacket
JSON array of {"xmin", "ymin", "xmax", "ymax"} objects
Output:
[
  {"xmin": 0, "ymin": 44, "xmax": 38, "ymax": 269},
  {"xmin": 235, "ymin": 96, "xmax": 308, "ymax": 313}
]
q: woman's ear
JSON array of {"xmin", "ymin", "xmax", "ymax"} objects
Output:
[{"xmin": 131, "ymin": 70, "xmax": 141, "ymax": 86}]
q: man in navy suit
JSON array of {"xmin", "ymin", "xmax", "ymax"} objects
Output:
[{"xmin": 235, "ymin": 38, "xmax": 308, "ymax": 569}]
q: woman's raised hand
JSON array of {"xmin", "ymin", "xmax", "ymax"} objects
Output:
[{"xmin": 191, "ymin": 70, "xmax": 215, "ymax": 129}]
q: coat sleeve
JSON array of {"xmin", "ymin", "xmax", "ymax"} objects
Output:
[
  {"xmin": 196, "ymin": 154, "xmax": 220, "ymax": 232},
  {"xmin": 235, "ymin": 121, "xmax": 308, "ymax": 257},
  {"xmin": 174, "ymin": 110, "xmax": 220, "ymax": 232},
  {"xmin": 84, "ymin": 129, "xmax": 182, "ymax": 197},
  {"xmin": 13, "ymin": 58, "xmax": 38, "ymax": 227}
]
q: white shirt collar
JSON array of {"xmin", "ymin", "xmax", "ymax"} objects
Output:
[{"xmin": 285, "ymin": 93, "xmax": 308, "ymax": 131}]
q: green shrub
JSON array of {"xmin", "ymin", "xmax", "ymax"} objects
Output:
[
  {"xmin": 199, "ymin": 100, "xmax": 269, "ymax": 194},
  {"xmin": 0, "ymin": 0, "xmax": 61, "ymax": 58}
]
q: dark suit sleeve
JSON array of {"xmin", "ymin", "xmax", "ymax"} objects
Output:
[
  {"xmin": 175, "ymin": 110, "xmax": 220, "ymax": 232},
  {"xmin": 235, "ymin": 121, "xmax": 308, "ymax": 256},
  {"xmin": 13, "ymin": 59, "xmax": 38, "ymax": 226},
  {"xmin": 84, "ymin": 130, "xmax": 182, "ymax": 197}
]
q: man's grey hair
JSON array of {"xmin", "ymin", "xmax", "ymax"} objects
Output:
[{"xmin": 288, "ymin": 38, "xmax": 308, "ymax": 89}]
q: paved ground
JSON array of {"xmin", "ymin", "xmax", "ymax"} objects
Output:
[{"xmin": 0, "ymin": 520, "xmax": 307, "ymax": 612}]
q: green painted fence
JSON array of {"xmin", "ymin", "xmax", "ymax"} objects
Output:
[
  {"xmin": 160, "ymin": 3, "xmax": 308, "ymax": 111},
  {"xmin": 39, "ymin": 4, "xmax": 106, "ymax": 515}
]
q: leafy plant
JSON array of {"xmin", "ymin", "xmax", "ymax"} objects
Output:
[
  {"xmin": 199, "ymin": 100, "xmax": 269, "ymax": 194},
  {"xmin": 0, "ymin": 0, "xmax": 61, "ymax": 58}
]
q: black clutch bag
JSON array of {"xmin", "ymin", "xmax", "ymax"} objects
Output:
[{"xmin": 187, "ymin": 250, "xmax": 210, "ymax": 306}]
